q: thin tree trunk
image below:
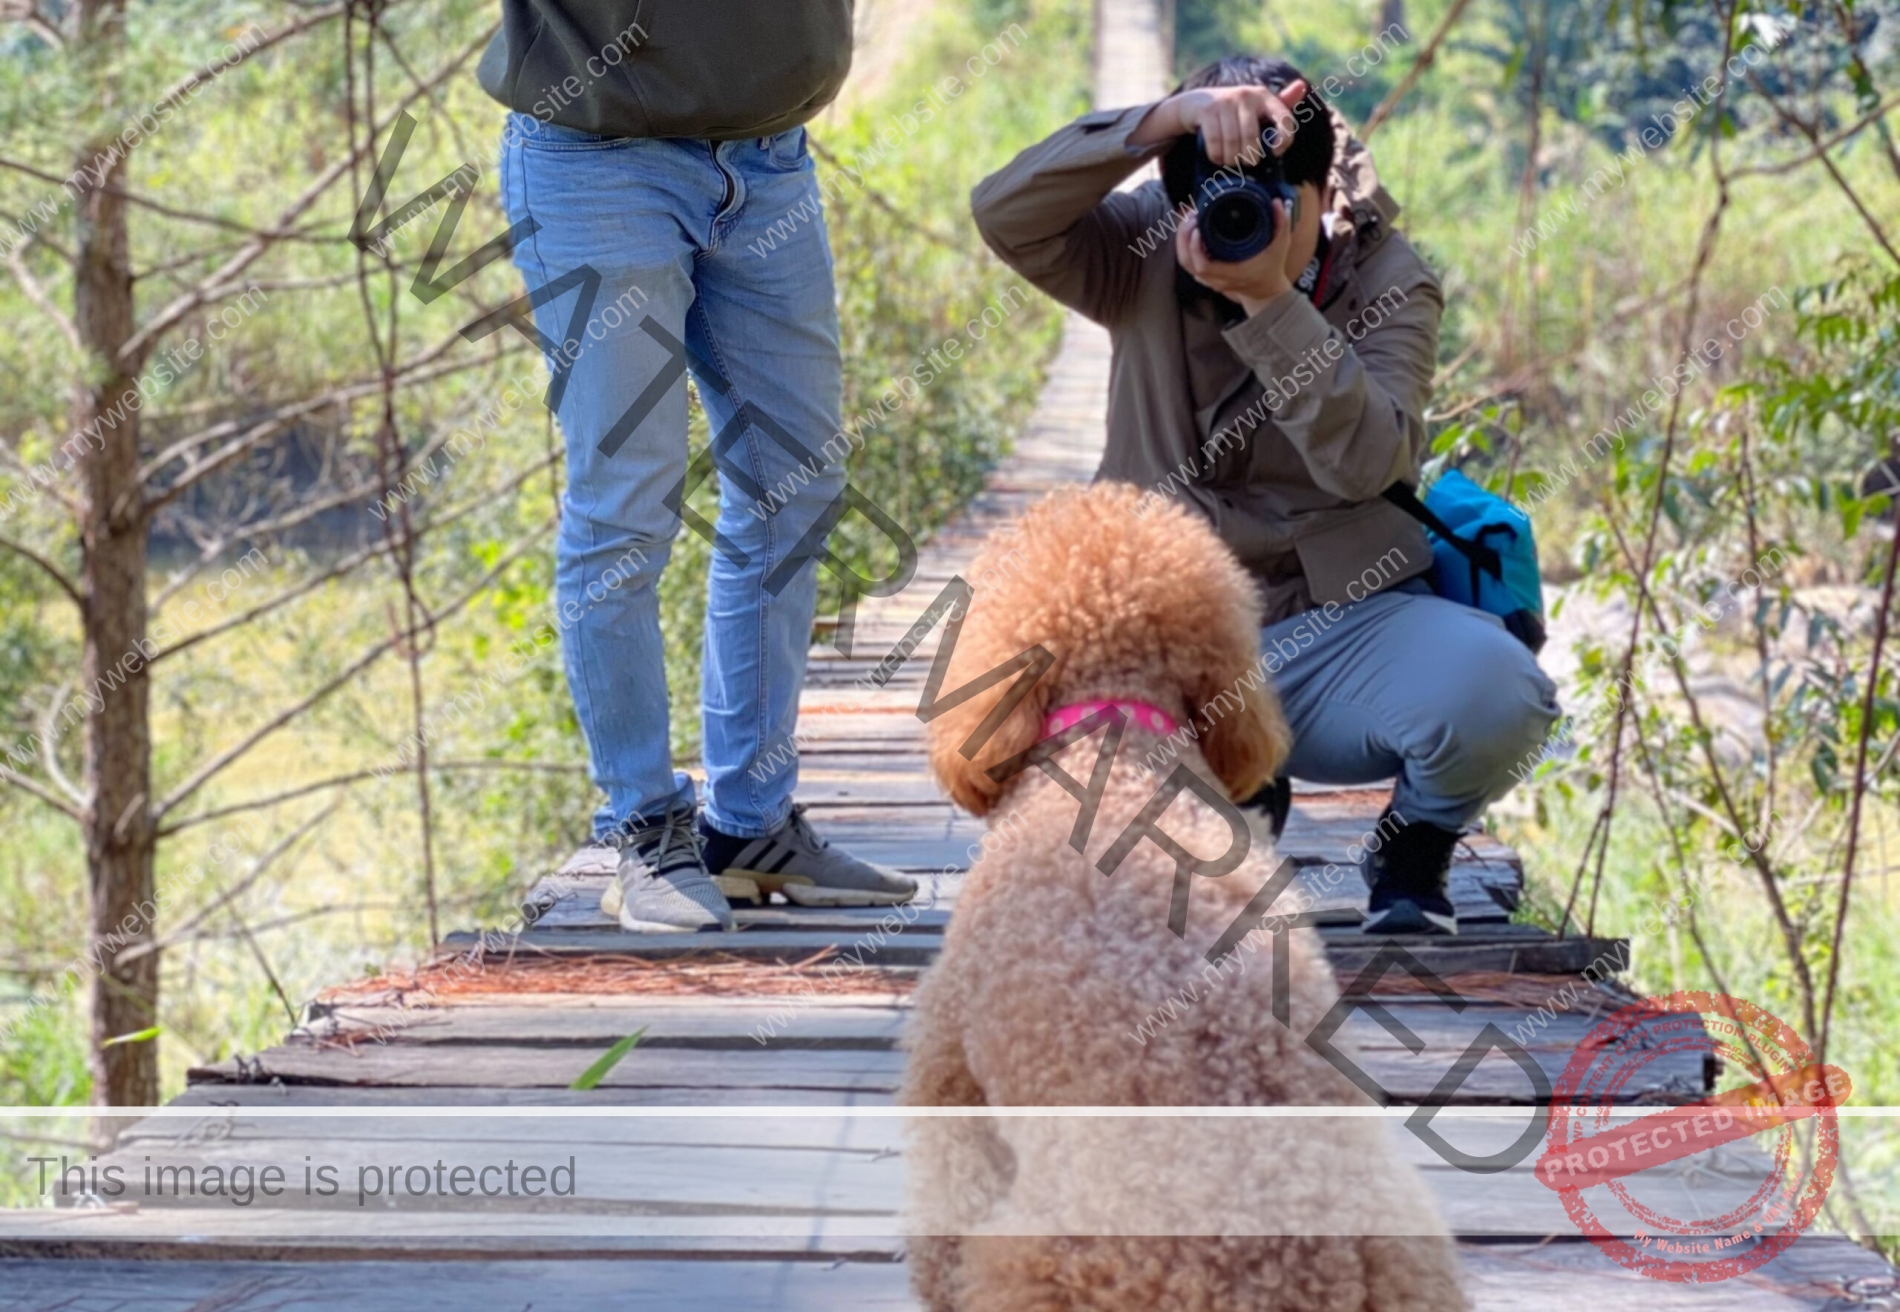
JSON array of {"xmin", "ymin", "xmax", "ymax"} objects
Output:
[{"xmin": 73, "ymin": 0, "xmax": 158, "ymax": 1108}]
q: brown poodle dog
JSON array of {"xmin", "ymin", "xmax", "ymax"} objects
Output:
[{"xmin": 902, "ymin": 483, "xmax": 1465, "ymax": 1311}]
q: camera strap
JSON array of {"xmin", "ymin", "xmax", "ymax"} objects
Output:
[
  {"xmin": 1295, "ymin": 226, "xmax": 1336, "ymax": 303},
  {"xmin": 1380, "ymin": 482, "xmax": 1505, "ymax": 592}
]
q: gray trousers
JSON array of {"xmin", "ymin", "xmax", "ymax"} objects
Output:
[{"xmin": 1262, "ymin": 580, "xmax": 1561, "ymax": 830}]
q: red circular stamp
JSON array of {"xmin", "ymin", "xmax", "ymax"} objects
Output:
[{"xmin": 1535, "ymin": 990, "xmax": 1849, "ymax": 1283}]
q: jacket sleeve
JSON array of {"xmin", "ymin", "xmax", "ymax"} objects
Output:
[
  {"xmin": 969, "ymin": 104, "xmax": 1171, "ymax": 325},
  {"xmin": 1221, "ymin": 261, "xmax": 1443, "ymax": 502}
]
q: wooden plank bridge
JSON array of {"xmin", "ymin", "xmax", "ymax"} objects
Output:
[{"xmin": 2, "ymin": 2, "xmax": 1892, "ymax": 1307}]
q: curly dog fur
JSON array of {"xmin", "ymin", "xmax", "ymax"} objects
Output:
[{"xmin": 902, "ymin": 483, "xmax": 1466, "ymax": 1311}]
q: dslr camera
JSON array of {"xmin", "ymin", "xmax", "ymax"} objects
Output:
[{"xmin": 1191, "ymin": 129, "xmax": 1298, "ymax": 262}]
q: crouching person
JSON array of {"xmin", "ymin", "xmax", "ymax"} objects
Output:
[{"xmin": 971, "ymin": 53, "xmax": 1558, "ymax": 935}]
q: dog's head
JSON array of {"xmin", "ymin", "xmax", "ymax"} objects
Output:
[{"xmin": 927, "ymin": 482, "xmax": 1291, "ymax": 816}]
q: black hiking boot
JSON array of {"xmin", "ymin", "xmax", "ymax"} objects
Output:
[{"xmin": 1361, "ymin": 809, "xmax": 1459, "ymax": 936}]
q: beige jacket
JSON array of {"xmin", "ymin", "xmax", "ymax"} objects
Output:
[{"xmin": 971, "ymin": 103, "xmax": 1443, "ymax": 625}]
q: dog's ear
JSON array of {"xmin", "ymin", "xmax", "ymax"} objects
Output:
[
  {"xmin": 927, "ymin": 658, "xmax": 1055, "ymax": 818},
  {"xmin": 1190, "ymin": 669, "xmax": 1293, "ymax": 804}
]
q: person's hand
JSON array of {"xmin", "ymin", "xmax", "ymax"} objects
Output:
[
  {"xmin": 1175, "ymin": 203, "xmax": 1295, "ymax": 316},
  {"xmin": 1129, "ymin": 80, "xmax": 1307, "ymax": 166}
]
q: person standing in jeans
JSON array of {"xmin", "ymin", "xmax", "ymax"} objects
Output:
[{"xmin": 479, "ymin": 2, "xmax": 917, "ymax": 931}]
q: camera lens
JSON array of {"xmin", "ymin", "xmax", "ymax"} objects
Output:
[{"xmin": 1206, "ymin": 194, "xmax": 1264, "ymax": 247}]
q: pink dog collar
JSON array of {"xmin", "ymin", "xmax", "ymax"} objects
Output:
[{"xmin": 1042, "ymin": 698, "xmax": 1181, "ymax": 738}]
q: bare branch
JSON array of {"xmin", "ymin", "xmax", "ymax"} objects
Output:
[
  {"xmin": 1601, "ymin": 507, "xmax": 1820, "ymax": 1043},
  {"xmin": 35, "ymin": 681, "xmax": 85, "ymax": 808},
  {"xmin": 0, "ymin": 214, "xmax": 71, "ymax": 264},
  {"xmin": 1730, "ymin": 89, "xmax": 1900, "ymax": 179},
  {"xmin": 1563, "ymin": 0, "xmax": 1742, "ymax": 942},
  {"xmin": 118, "ymin": 22, "xmax": 499, "ymax": 368},
  {"xmin": 0, "ymin": 154, "xmax": 348, "ymax": 245},
  {"xmin": 153, "ymin": 3, "xmax": 351, "ymax": 110},
  {"xmin": 805, "ymin": 138, "xmax": 970, "ymax": 250},
  {"xmin": 0, "ymin": 762, "xmax": 83, "ymax": 819},
  {"xmin": 0, "ymin": 0, "xmax": 66, "ymax": 48},
  {"xmin": 159, "ymin": 756, "xmax": 585, "ymax": 836},
  {"xmin": 138, "ymin": 329, "xmax": 482, "ymax": 514},
  {"xmin": 0, "ymin": 442, "xmax": 80, "ymax": 517},
  {"xmin": 1746, "ymin": 71, "xmax": 1900, "ymax": 265},
  {"xmin": 0, "ymin": 4, "xmax": 353, "ymax": 262},
  {"xmin": 152, "ymin": 517, "xmax": 553, "ymax": 819},
  {"xmin": 5, "ymin": 247, "xmax": 79, "ymax": 349},
  {"xmin": 1361, "ymin": 0, "xmax": 1475, "ymax": 139},
  {"xmin": 154, "ymin": 449, "xmax": 557, "ymax": 664},
  {"xmin": 0, "ymin": 529, "xmax": 84, "ymax": 607},
  {"xmin": 1819, "ymin": 486, "xmax": 1900, "ymax": 1069},
  {"xmin": 159, "ymin": 768, "xmax": 391, "ymax": 836},
  {"xmin": 152, "ymin": 351, "xmax": 537, "ymax": 557},
  {"xmin": 137, "ymin": 898, "xmax": 420, "ymax": 954},
  {"xmin": 205, "ymin": 266, "xmax": 419, "ymax": 296},
  {"xmin": 124, "ymin": 798, "xmax": 342, "ymax": 963},
  {"xmin": 134, "ymin": 221, "xmax": 375, "ymax": 285}
]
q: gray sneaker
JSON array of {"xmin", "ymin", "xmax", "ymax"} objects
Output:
[
  {"xmin": 702, "ymin": 805, "xmax": 918, "ymax": 908},
  {"xmin": 598, "ymin": 807, "xmax": 735, "ymax": 933}
]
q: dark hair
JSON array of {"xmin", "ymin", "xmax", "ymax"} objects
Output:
[{"xmin": 1160, "ymin": 56, "xmax": 1336, "ymax": 210}]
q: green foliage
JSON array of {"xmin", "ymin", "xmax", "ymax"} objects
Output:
[
  {"xmin": 1174, "ymin": 0, "xmax": 1900, "ymax": 1245},
  {"xmin": 1515, "ymin": 265, "xmax": 1900, "ymax": 1244},
  {"xmin": 1174, "ymin": 0, "xmax": 1260, "ymax": 78},
  {"xmin": 0, "ymin": 0, "xmax": 1089, "ymax": 1107},
  {"xmin": 0, "ymin": 985, "xmax": 88, "ymax": 1108}
]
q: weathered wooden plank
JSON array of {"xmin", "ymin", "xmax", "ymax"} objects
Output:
[
  {"xmin": 168, "ymin": 1086, "xmax": 899, "ymax": 1108},
  {"xmin": 187, "ymin": 1046, "xmax": 907, "ymax": 1092},
  {"xmin": 439, "ymin": 926, "xmax": 1627, "ymax": 983},
  {"xmin": 186, "ymin": 1026, "xmax": 1687, "ymax": 1104},
  {"xmin": 785, "ymin": 800, "xmax": 1474, "ymax": 867},
  {"xmin": 93, "ymin": 1139, "xmax": 909, "ymax": 1216},
  {"xmin": 534, "ymin": 848, "xmax": 1515, "ymax": 920},
  {"xmin": 105, "ymin": 1107, "xmax": 1553, "ymax": 1165},
  {"xmin": 521, "ymin": 870, "xmax": 1508, "ymax": 929},
  {"xmin": 297, "ymin": 995, "xmax": 1651, "ymax": 1058},
  {"xmin": 782, "ymin": 774, "xmax": 950, "ymax": 805},
  {"xmin": 1, "ymin": 1237, "xmax": 1878, "ymax": 1310},
  {"xmin": 306, "ymin": 1001, "xmax": 912, "ymax": 1049},
  {"xmin": 551, "ymin": 846, "xmax": 965, "ymax": 888},
  {"xmin": 113, "ymin": 1112, "xmax": 909, "ymax": 1155},
  {"xmin": 778, "ymin": 715, "xmax": 928, "ymax": 745},
  {"xmin": 1459, "ymin": 1235, "xmax": 1898, "ymax": 1309},
  {"xmin": 0, "ymin": 1256, "xmax": 920, "ymax": 1310},
  {"xmin": 20, "ymin": 1150, "xmax": 1766, "ymax": 1247},
  {"xmin": 441, "ymin": 928, "xmax": 947, "ymax": 966},
  {"xmin": 523, "ymin": 880, "xmax": 952, "ymax": 933},
  {"xmin": 1324, "ymin": 935, "xmax": 1628, "ymax": 979},
  {"xmin": 539, "ymin": 790, "xmax": 1515, "ymax": 881},
  {"xmin": 15, "ymin": 1115, "xmax": 1803, "ymax": 1244},
  {"xmin": 0, "ymin": 1219, "xmax": 907, "ymax": 1262}
]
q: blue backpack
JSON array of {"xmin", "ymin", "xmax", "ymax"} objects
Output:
[{"xmin": 1382, "ymin": 471, "xmax": 1546, "ymax": 653}]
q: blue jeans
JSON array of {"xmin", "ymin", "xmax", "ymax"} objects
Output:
[
  {"xmin": 1263, "ymin": 581, "xmax": 1561, "ymax": 829},
  {"xmin": 500, "ymin": 115, "xmax": 843, "ymax": 839}
]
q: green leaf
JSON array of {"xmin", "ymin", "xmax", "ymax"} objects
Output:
[
  {"xmin": 102, "ymin": 1026, "xmax": 160, "ymax": 1048},
  {"xmin": 570, "ymin": 1028, "xmax": 647, "ymax": 1091},
  {"xmin": 1839, "ymin": 497, "xmax": 1864, "ymax": 540},
  {"xmin": 1500, "ymin": 41, "xmax": 1526, "ymax": 90}
]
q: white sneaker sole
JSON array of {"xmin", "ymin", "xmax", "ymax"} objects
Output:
[
  {"xmin": 598, "ymin": 881, "xmax": 731, "ymax": 933},
  {"xmin": 1361, "ymin": 904, "xmax": 1458, "ymax": 936},
  {"xmin": 717, "ymin": 870, "xmax": 917, "ymax": 908}
]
